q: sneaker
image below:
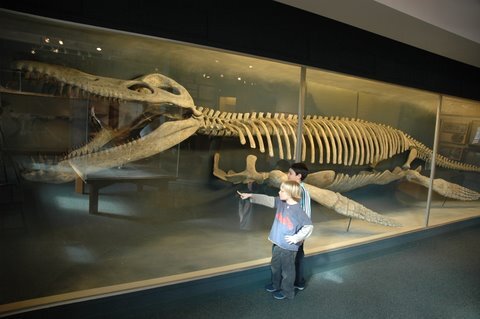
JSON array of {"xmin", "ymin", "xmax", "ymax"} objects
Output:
[
  {"xmin": 294, "ymin": 284, "xmax": 305, "ymax": 291},
  {"xmin": 265, "ymin": 284, "xmax": 277, "ymax": 292},
  {"xmin": 273, "ymin": 291, "xmax": 286, "ymax": 300}
]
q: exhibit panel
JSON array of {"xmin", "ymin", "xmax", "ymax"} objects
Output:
[
  {"xmin": 0, "ymin": 9, "xmax": 303, "ymax": 308},
  {"xmin": 0, "ymin": 9, "xmax": 479, "ymax": 315},
  {"xmin": 429, "ymin": 96, "xmax": 480, "ymax": 225},
  {"xmin": 302, "ymin": 67, "xmax": 480, "ymax": 256},
  {"xmin": 304, "ymin": 69, "xmax": 442, "ymax": 233}
]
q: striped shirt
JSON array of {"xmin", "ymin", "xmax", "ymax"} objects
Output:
[{"xmin": 300, "ymin": 182, "xmax": 311, "ymax": 218}]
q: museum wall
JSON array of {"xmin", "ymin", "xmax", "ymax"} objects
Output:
[{"xmin": 1, "ymin": 0, "xmax": 479, "ymax": 101}]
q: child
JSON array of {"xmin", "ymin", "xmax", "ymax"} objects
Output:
[
  {"xmin": 287, "ymin": 163, "xmax": 311, "ymax": 291},
  {"xmin": 237, "ymin": 180, "xmax": 313, "ymax": 300}
]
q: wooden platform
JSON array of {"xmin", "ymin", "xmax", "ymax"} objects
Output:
[{"xmin": 75, "ymin": 166, "xmax": 176, "ymax": 214}]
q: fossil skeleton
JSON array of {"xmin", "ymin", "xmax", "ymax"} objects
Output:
[{"xmin": 2, "ymin": 61, "xmax": 479, "ymax": 226}]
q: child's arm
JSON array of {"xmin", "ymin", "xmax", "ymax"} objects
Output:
[
  {"xmin": 284, "ymin": 225, "xmax": 313, "ymax": 244},
  {"xmin": 237, "ymin": 191, "xmax": 275, "ymax": 208}
]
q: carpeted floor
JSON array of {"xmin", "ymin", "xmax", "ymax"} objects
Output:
[{"xmin": 6, "ymin": 219, "xmax": 479, "ymax": 319}]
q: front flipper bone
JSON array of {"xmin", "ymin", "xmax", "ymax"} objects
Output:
[
  {"xmin": 296, "ymin": 181, "xmax": 402, "ymax": 227},
  {"xmin": 213, "ymin": 153, "xmax": 269, "ymax": 184},
  {"xmin": 405, "ymin": 169, "xmax": 480, "ymax": 200}
]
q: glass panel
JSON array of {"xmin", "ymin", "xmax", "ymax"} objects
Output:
[
  {"xmin": 432, "ymin": 96, "xmax": 480, "ymax": 224},
  {"xmin": 1, "ymin": 9, "xmax": 479, "ymax": 314},
  {"xmin": 0, "ymin": 10, "xmax": 300, "ymax": 307},
  {"xmin": 305, "ymin": 67, "xmax": 441, "ymax": 250}
]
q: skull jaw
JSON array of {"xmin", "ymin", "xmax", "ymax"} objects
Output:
[{"xmin": 22, "ymin": 117, "xmax": 201, "ymax": 183}]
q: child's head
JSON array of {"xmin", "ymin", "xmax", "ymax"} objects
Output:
[
  {"xmin": 279, "ymin": 180, "xmax": 301, "ymax": 202},
  {"xmin": 287, "ymin": 162, "xmax": 309, "ymax": 182}
]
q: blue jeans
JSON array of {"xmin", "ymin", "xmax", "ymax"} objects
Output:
[{"xmin": 271, "ymin": 244, "xmax": 297, "ymax": 299}]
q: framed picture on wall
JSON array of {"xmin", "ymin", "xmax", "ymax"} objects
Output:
[
  {"xmin": 439, "ymin": 120, "xmax": 470, "ymax": 145},
  {"xmin": 468, "ymin": 121, "xmax": 480, "ymax": 146},
  {"xmin": 464, "ymin": 149, "xmax": 480, "ymax": 166},
  {"xmin": 438, "ymin": 144, "xmax": 465, "ymax": 161}
]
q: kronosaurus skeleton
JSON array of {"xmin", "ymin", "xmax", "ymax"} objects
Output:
[{"xmin": 2, "ymin": 61, "xmax": 479, "ymax": 226}]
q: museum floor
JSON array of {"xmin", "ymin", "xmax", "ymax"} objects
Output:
[
  {"xmin": 2, "ymin": 213, "xmax": 480, "ymax": 319},
  {"xmin": 1, "ymin": 177, "xmax": 480, "ymax": 317}
]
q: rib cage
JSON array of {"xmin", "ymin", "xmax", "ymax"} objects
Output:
[
  {"xmin": 197, "ymin": 106, "xmax": 480, "ymax": 173},
  {"xmin": 198, "ymin": 106, "xmax": 412, "ymax": 165}
]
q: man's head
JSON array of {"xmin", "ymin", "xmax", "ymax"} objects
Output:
[{"xmin": 287, "ymin": 162, "xmax": 309, "ymax": 182}]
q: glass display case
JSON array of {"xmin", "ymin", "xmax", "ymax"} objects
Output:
[
  {"xmin": 304, "ymin": 70, "xmax": 441, "ymax": 247},
  {"xmin": 0, "ymin": 9, "xmax": 479, "ymax": 314},
  {"xmin": 431, "ymin": 96, "xmax": 480, "ymax": 224}
]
